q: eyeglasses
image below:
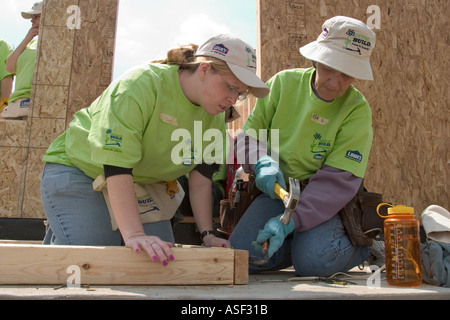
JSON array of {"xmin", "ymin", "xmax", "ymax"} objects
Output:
[{"xmin": 220, "ymin": 74, "xmax": 249, "ymax": 101}]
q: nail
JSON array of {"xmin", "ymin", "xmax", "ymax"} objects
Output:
[
  {"xmin": 135, "ymin": 248, "xmax": 140, "ymax": 253},
  {"xmin": 153, "ymin": 256, "xmax": 158, "ymax": 261},
  {"xmin": 162, "ymin": 260, "xmax": 168, "ymax": 267},
  {"xmin": 222, "ymin": 244, "xmax": 226, "ymax": 248},
  {"xmin": 169, "ymin": 255, "xmax": 175, "ymax": 261}
]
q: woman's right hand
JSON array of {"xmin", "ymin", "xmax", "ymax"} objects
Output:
[
  {"xmin": 125, "ymin": 234, "xmax": 175, "ymax": 266},
  {"xmin": 25, "ymin": 26, "xmax": 39, "ymax": 43}
]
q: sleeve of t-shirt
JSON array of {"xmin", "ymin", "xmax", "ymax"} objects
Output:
[
  {"xmin": 194, "ymin": 163, "xmax": 220, "ymax": 180},
  {"xmin": 324, "ymin": 102, "xmax": 373, "ymax": 178},
  {"xmin": 238, "ymin": 74, "xmax": 279, "ymax": 168},
  {"xmin": 242, "ymin": 75, "xmax": 278, "ymax": 139},
  {"xmin": 88, "ymin": 88, "xmax": 155, "ymax": 169},
  {"xmin": 0, "ymin": 41, "xmax": 13, "ymax": 80}
]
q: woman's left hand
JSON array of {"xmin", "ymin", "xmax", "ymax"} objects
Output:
[{"xmin": 203, "ymin": 234, "xmax": 231, "ymax": 248}]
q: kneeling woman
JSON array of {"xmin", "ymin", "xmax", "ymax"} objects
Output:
[{"xmin": 41, "ymin": 34, "xmax": 269, "ymax": 266}]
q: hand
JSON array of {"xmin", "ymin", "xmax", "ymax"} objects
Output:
[
  {"xmin": 125, "ymin": 234, "xmax": 175, "ymax": 266},
  {"xmin": 252, "ymin": 215, "xmax": 294, "ymax": 259},
  {"xmin": 203, "ymin": 234, "xmax": 231, "ymax": 248},
  {"xmin": 254, "ymin": 156, "xmax": 286, "ymax": 199},
  {"xmin": 25, "ymin": 26, "xmax": 39, "ymax": 42}
]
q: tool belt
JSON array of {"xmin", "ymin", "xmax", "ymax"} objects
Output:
[
  {"xmin": 338, "ymin": 181, "xmax": 384, "ymax": 246},
  {"xmin": 219, "ymin": 172, "xmax": 261, "ymax": 237},
  {"xmin": 93, "ymin": 175, "xmax": 184, "ymax": 231}
]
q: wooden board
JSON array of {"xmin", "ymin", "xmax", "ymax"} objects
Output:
[{"xmin": 0, "ymin": 244, "xmax": 248, "ymax": 285}]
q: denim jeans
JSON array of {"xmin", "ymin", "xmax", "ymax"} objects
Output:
[
  {"xmin": 229, "ymin": 194, "xmax": 370, "ymax": 276},
  {"xmin": 41, "ymin": 163, "xmax": 175, "ymax": 245}
]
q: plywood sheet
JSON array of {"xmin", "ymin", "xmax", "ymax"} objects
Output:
[{"xmin": 0, "ymin": 0, "xmax": 119, "ymax": 219}]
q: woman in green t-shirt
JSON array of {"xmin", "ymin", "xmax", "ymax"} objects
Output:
[
  {"xmin": 2, "ymin": 1, "xmax": 42, "ymax": 119},
  {"xmin": 0, "ymin": 40, "xmax": 13, "ymax": 112},
  {"xmin": 41, "ymin": 34, "xmax": 269, "ymax": 266},
  {"xmin": 230, "ymin": 16, "xmax": 379, "ymax": 276}
]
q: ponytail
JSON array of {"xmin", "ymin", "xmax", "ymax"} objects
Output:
[
  {"xmin": 152, "ymin": 43, "xmax": 230, "ymax": 73},
  {"xmin": 152, "ymin": 44, "xmax": 198, "ymax": 65}
]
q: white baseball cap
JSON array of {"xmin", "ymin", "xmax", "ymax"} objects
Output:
[
  {"xmin": 195, "ymin": 34, "xmax": 270, "ymax": 98},
  {"xmin": 21, "ymin": 1, "xmax": 43, "ymax": 19},
  {"xmin": 300, "ymin": 16, "xmax": 376, "ymax": 80}
]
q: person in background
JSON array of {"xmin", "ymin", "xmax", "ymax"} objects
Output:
[
  {"xmin": 0, "ymin": 40, "xmax": 13, "ymax": 113},
  {"xmin": 230, "ymin": 16, "xmax": 378, "ymax": 276},
  {"xmin": 41, "ymin": 34, "xmax": 269, "ymax": 266},
  {"xmin": 2, "ymin": 1, "xmax": 42, "ymax": 120}
]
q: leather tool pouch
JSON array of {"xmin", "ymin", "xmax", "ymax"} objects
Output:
[
  {"xmin": 219, "ymin": 173, "xmax": 261, "ymax": 236},
  {"xmin": 338, "ymin": 181, "xmax": 384, "ymax": 246}
]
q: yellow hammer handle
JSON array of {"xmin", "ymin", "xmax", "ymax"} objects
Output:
[{"xmin": 274, "ymin": 183, "xmax": 288, "ymax": 201}]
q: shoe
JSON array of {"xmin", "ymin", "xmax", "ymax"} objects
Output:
[{"xmin": 367, "ymin": 239, "xmax": 385, "ymax": 267}]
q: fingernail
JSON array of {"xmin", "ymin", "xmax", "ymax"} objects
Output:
[
  {"xmin": 153, "ymin": 256, "xmax": 158, "ymax": 261},
  {"xmin": 169, "ymin": 255, "xmax": 175, "ymax": 261},
  {"xmin": 162, "ymin": 260, "xmax": 168, "ymax": 267},
  {"xmin": 222, "ymin": 244, "xmax": 226, "ymax": 248},
  {"xmin": 135, "ymin": 248, "xmax": 140, "ymax": 253}
]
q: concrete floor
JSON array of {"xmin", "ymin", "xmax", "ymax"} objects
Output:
[{"xmin": 1, "ymin": 267, "xmax": 448, "ymax": 300}]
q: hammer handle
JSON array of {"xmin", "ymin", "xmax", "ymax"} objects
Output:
[{"xmin": 274, "ymin": 183, "xmax": 288, "ymax": 201}]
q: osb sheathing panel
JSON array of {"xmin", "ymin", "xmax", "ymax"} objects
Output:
[
  {"xmin": 0, "ymin": 147, "xmax": 25, "ymax": 217},
  {"xmin": 244, "ymin": 0, "xmax": 448, "ymax": 215},
  {"xmin": 0, "ymin": 0, "xmax": 118, "ymax": 219}
]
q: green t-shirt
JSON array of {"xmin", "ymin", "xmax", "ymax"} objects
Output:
[
  {"xmin": 243, "ymin": 67, "xmax": 373, "ymax": 180},
  {"xmin": 9, "ymin": 38, "xmax": 38, "ymax": 102},
  {"xmin": 43, "ymin": 64, "xmax": 227, "ymax": 184},
  {"xmin": 0, "ymin": 40, "xmax": 13, "ymax": 98}
]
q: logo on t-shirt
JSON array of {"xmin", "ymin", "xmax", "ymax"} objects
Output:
[
  {"xmin": 345, "ymin": 150, "xmax": 363, "ymax": 163},
  {"xmin": 103, "ymin": 129, "xmax": 123, "ymax": 153},
  {"xmin": 311, "ymin": 132, "xmax": 331, "ymax": 160}
]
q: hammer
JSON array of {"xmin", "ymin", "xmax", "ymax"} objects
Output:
[
  {"xmin": 250, "ymin": 177, "xmax": 301, "ymax": 265},
  {"xmin": 275, "ymin": 177, "xmax": 301, "ymax": 225}
]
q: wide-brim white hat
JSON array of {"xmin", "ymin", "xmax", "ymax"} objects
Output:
[
  {"xmin": 21, "ymin": 1, "xmax": 43, "ymax": 19},
  {"xmin": 300, "ymin": 16, "xmax": 376, "ymax": 80},
  {"xmin": 195, "ymin": 34, "xmax": 270, "ymax": 98}
]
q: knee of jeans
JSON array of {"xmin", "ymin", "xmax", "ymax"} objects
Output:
[{"xmin": 291, "ymin": 243, "xmax": 345, "ymax": 277}]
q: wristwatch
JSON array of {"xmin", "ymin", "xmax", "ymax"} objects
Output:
[{"xmin": 200, "ymin": 230, "xmax": 215, "ymax": 241}]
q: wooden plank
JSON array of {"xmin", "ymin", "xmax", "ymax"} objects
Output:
[
  {"xmin": 0, "ymin": 244, "xmax": 248, "ymax": 285},
  {"xmin": 233, "ymin": 249, "xmax": 249, "ymax": 285}
]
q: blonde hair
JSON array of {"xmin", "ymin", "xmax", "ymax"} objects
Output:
[{"xmin": 152, "ymin": 44, "xmax": 231, "ymax": 74}]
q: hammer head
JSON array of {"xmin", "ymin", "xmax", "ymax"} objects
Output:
[{"xmin": 279, "ymin": 177, "xmax": 301, "ymax": 224}]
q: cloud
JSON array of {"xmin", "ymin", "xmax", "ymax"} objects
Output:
[
  {"xmin": 113, "ymin": 4, "xmax": 234, "ymax": 78},
  {"xmin": 174, "ymin": 13, "xmax": 231, "ymax": 46}
]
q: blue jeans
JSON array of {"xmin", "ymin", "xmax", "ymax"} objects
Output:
[
  {"xmin": 41, "ymin": 163, "xmax": 175, "ymax": 245},
  {"xmin": 229, "ymin": 194, "xmax": 370, "ymax": 276}
]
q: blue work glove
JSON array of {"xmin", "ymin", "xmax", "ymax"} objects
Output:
[
  {"xmin": 254, "ymin": 155, "xmax": 286, "ymax": 199},
  {"xmin": 252, "ymin": 214, "xmax": 294, "ymax": 259}
]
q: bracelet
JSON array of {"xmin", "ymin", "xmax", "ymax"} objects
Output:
[{"xmin": 200, "ymin": 230, "xmax": 215, "ymax": 240}]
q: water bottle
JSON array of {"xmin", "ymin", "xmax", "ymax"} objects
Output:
[{"xmin": 377, "ymin": 204, "xmax": 422, "ymax": 287}]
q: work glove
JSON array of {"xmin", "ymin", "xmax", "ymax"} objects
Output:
[
  {"xmin": 252, "ymin": 214, "xmax": 294, "ymax": 259},
  {"xmin": 254, "ymin": 155, "xmax": 286, "ymax": 199}
]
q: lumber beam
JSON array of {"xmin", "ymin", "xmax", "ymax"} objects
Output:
[{"xmin": 0, "ymin": 244, "xmax": 248, "ymax": 286}]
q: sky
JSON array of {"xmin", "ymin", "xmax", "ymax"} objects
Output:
[{"xmin": 1, "ymin": 0, "xmax": 257, "ymax": 79}]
